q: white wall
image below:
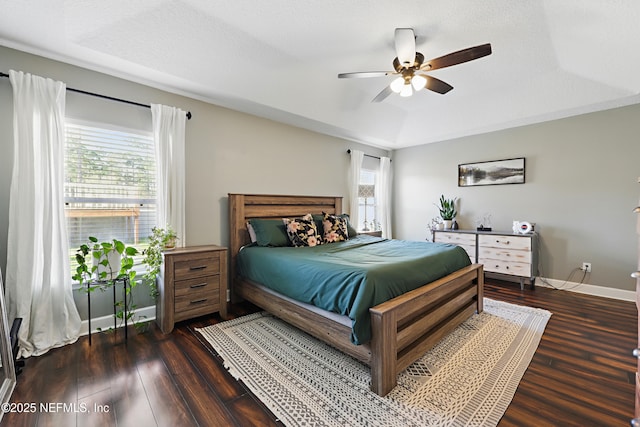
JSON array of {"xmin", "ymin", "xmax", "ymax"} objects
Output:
[
  {"xmin": 0, "ymin": 45, "xmax": 387, "ymax": 318},
  {"xmin": 393, "ymin": 106, "xmax": 640, "ymax": 292}
]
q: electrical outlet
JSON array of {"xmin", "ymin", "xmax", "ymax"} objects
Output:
[{"xmin": 582, "ymin": 262, "xmax": 592, "ymax": 273}]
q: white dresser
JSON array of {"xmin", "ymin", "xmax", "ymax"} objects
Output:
[
  {"xmin": 433, "ymin": 229, "xmax": 538, "ymax": 289},
  {"xmin": 432, "ymin": 230, "xmax": 476, "ymax": 260}
]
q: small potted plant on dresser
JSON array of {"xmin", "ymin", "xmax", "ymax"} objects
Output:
[{"xmin": 436, "ymin": 195, "xmax": 457, "ymax": 229}]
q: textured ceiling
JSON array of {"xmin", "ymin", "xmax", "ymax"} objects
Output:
[{"xmin": 1, "ymin": 0, "xmax": 639, "ymax": 149}]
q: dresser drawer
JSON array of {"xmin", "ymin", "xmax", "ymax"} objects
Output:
[
  {"xmin": 435, "ymin": 231, "xmax": 476, "ymax": 246},
  {"xmin": 478, "ymin": 246, "xmax": 531, "ymax": 264},
  {"xmin": 479, "ymin": 258, "xmax": 531, "ymax": 277},
  {"xmin": 459, "ymin": 245, "xmax": 476, "ymax": 260},
  {"xmin": 478, "ymin": 234, "xmax": 531, "ymax": 251},
  {"xmin": 174, "ymin": 253, "xmax": 220, "ymax": 280}
]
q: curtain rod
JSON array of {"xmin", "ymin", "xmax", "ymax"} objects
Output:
[
  {"xmin": 347, "ymin": 149, "xmax": 391, "ymax": 161},
  {"xmin": 0, "ymin": 71, "xmax": 192, "ymax": 120}
]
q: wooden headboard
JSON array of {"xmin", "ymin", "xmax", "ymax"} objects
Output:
[{"xmin": 228, "ymin": 194, "xmax": 343, "ymax": 294}]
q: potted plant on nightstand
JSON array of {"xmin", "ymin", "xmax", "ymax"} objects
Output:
[
  {"xmin": 436, "ymin": 195, "xmax": 457, "ymax": 229},
  {"xmin": 141, "ymin": 225, "xmax": 178, "ymax": 298}
]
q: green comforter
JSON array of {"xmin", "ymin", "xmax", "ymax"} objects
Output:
[{"xmin": 237, "ymin": 235, "xmax": 471, "ymax": 345}]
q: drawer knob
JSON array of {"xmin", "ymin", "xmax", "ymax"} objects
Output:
[
  {"xmin": 190, "ymin": 265, "xmax": 207, "ymax": 271},
  {"xmin": 632, "ymin": 272, "xmax": 640, "ymax": 279},
  {"xmin": 190, "ymin": 298, "xmax": 208, "ymax": 305}
]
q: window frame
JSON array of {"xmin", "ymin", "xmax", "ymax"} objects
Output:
[{"xmin": 64, "ymin": 119, "xmax": 157, "ymax": 287}]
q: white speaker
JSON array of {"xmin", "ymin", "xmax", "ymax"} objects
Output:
[{"xmin": 513, "ymin": 221, "xmax": 534, "ymax": 234}]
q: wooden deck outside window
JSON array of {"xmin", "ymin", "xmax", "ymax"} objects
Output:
[{"xmin": 65, "ymin": 207, "xmax": 141, "ymax": 243}]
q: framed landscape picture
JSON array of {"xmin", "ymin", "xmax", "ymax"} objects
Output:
[{"xmin": 458, "ymin": 158, "xmax": 525, "ymax": 187}]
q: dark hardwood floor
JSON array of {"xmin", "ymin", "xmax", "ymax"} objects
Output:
[{"xmin": 1, "ymin": 280, "xmax": 636, "ymax": 427}]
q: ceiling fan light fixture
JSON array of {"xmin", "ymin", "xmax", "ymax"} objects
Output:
[
  {"xmin": 411, "ymin": 74, "xmax": 427, "ymax": 91},
  {"xmin": 390, "ymin": 76, "xmax": 405, "ymax": 93},
  {"xmin": 400, "ymin": 83, "xmax": 413, "ymax": 97}
]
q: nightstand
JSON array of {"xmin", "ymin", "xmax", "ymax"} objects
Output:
[
  {"xmin": 156, "ymin": 245, "xmax": 227, "ymax": 333},
  {"xmin": 359, "ymin": 231, "xmax": 382, "ymax": 237}
]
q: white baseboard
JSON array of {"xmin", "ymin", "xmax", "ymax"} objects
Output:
[
  {"xmin": 79, "ymin": 305, "xmax": 156, "ymax": 336},
  {"xmin": 537, "ymin": 277, "xmax": 635, "ymax": 302}
]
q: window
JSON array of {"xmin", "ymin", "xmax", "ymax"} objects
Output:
[
  {"xmin": 64, "ymin": 122, "xmax": 156, "ymax": 277},
  {"xmin": 357, "ymin": 169, "xmax": 379, "ymax": 232}
]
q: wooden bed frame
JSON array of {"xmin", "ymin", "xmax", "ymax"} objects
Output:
[{"xmin": 228, "ymin": 193, "xmax": 484, "ymax": 396}]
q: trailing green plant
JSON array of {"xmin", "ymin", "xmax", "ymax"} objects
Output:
[
  {"xmin": 142, "ymin": 225, "xmax": 178, "ymax": 298},
  {"xmin": 436, "ymin": 195, "xmax": 457, "ymax": 221},
  {"xmin": 72, "ymin": 236, "xmax": 138, "ymax": 289},
  {"xmin": 72, "ymin": 236, "xmax": 141, "ymax": 330}
]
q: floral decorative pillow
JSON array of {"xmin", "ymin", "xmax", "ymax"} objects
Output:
[
  {"xmin": 322, "ymin": 212, "xmax": 349, "ymax": 243},
  {"xmin": 283, "ymin": 213, "xmax": 323, "ymax": 247}
]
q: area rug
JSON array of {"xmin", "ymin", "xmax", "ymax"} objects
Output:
[{"xmin": 196, "ymin": 298, "xmax": 551, "ymax": 427}]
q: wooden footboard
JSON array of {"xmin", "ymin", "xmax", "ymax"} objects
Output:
[
  {"xmin": 228, "ymin": 193, "xmax": 484, "ymax": 396},
  {"xmin": 370, "ymin": 263, "xmax": 483, "ymax": 395},
  {"xmin": 235, "ymin": 263, "xmax": 483, "ymax": 396}
]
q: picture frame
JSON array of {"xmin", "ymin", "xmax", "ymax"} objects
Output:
[{"xmin": 458, "ymin": 157, "xmax": 525, "ymax": 187}]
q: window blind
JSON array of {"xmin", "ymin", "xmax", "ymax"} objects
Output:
[{"xmin": 64, "ymin": 122, "xmax": 157, "ymax": 268}]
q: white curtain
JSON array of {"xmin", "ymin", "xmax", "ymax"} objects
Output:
[
  {"xmin": 151, "ymin": 104, "xmax": 187, "ymax": 246},
  {"xmin": 6, "ymin": 70, "xmax": 81, "ymax": 358},
  {"xmin": 348, "ymin": 150, "xmax": 364, "ymax": 230},
  {"xmin": 376, "ymin": 156, "xmax": 393, "ymax": 238}
]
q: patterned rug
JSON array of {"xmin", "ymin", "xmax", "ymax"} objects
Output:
[{"xmin": 196, "ymin": 298, "xmax": 551, "ymax": 426}]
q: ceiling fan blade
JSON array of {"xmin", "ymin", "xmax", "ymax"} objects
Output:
[
  {"xmin": 372, "ymin": 85, "xmax": 394, "ymax": 103},
  {"xmin": 394, "ymin": 28, "xmax": 416, "ymax": 67},
  {"xmin": 422, "ymin": 43, "xmax": 492, "ymax": 71},
  {"xmin": 424, "ymin": 76, "xmax": 453, "ymax": 94},
  {"xmin": 338, "ymin": 71, "xmax": 392, "ymax": 78}
]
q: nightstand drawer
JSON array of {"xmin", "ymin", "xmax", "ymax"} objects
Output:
[
  {"xmin": 175, "ymin": 275, "xmax": 220, "ymax": 295},
  {"xmin": 174, "ymin": 253, "xmax": 220, "ymax": 280},
  {"xmin": 478, "ymin": 234, "xmax": 531, "ymax": 251},
  {"xmin": 174, "ymin": 289, "xmax": 220, "ymax": 321}
]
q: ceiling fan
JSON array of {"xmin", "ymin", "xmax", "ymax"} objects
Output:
[{"xmin": 338, "ymin": 28, "xmax": 492, "ymax": 102}]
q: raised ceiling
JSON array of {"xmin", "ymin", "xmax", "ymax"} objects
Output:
[{"xmin": 1, "ymin": 0, "xmax": 639, "ymax": 149}]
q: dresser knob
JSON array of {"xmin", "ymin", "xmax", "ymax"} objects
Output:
[{"xmin": 632, "ymin": 272, "xmax": 640, "ymax": 279}]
